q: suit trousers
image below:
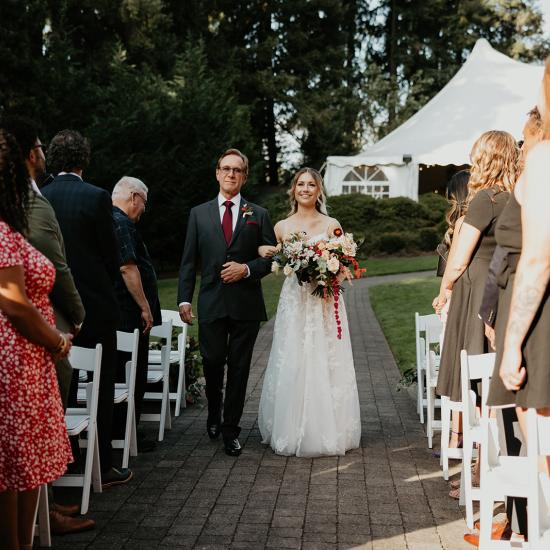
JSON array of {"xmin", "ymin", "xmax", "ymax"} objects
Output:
[
  {"xmin": 199, "ymin": 317, "xmax": 260, "ymax": 440},
  {"xmin": 70, "ymin": 322, "xmax": 117, "ymax": 473}
]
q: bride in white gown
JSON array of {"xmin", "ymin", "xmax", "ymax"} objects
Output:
[{"xmin": 258, "ymin": 167, "xmax": 361, "ymax": 457}]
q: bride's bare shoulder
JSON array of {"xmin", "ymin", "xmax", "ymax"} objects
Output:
[{"xmin": 326, "ymin": 216, "xmax": 342, "ymax": 235}]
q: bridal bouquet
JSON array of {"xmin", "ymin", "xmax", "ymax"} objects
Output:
[{"xmin": 271, "ymin": 229, "xmax": 365, "ymax": 339}]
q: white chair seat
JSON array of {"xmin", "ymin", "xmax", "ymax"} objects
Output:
[
  {"xmin": 114, "ymin": 387, "xmax": 129, "ymax": 404},
  {"xmin": 487, "ymin": 456, "xmax": 528, "ymax": 498},
  {"xmin": 147, "ymin": 370, "xmax": 163, "ymax": 384},
  {"xmin": 148, "ymin": 349, "xmax": 179, "ymax": 364},
  {"xmin": 65, "ymin": 414, "xmax": 90, "ymax": 436}
]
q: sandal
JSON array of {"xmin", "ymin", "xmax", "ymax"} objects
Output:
[{"xmin": 449, "ymin": 487, "xmax": 460, "ymax": 499}]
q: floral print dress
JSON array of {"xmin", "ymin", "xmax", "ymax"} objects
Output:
[{"xmin": 0, "ymin": 221, "xmax": 72, "ymax": 491}]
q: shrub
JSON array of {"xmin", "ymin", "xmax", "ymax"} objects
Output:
[
  {"xmin": 375, "ymin": 232, "xmax": 417, "ymax": 254},
  {"xmin": 417, "ymin": 227, "xmax": 441, "ymax": 251}
]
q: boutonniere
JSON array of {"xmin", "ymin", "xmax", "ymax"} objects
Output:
[{"xmin": 241, "ymin": 204, "xmax": 254, "ymax": 219}]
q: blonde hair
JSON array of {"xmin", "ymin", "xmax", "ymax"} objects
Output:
[
  {"xmin": 288, "ymin": 167, "xmax": 328, "ymax": 216},
  {"xmin": 466, "ymin": 130, "xmax": 519, "ymax": 208},
  {"xmin": 443, "ymin": 170, "xmax": 469, "ymax": 247}
]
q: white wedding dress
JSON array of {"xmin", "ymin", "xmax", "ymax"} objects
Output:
[{"xmin": 258, "ymin": 233, "xmax": 361, "ymax": 457}]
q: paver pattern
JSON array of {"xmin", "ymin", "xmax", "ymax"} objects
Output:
[{"xmin": 50, "ymin": 273, "xmax": 471, "ymax": 549}]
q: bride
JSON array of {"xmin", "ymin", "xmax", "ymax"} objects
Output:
[{"xmin": 257, "ymin": 167, "xmax": 361, "ymax": 457}]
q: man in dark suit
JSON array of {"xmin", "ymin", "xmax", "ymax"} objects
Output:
[
  {"xmin": 43, "ymin": 129, "xmax": 132, "ymax": 487},
  {"xmin": 178, "ymin": 148, "xmax": 276, "ymax": 456},
  {"xmin": 3, "ymin": 117, "xmax": 95, "ymax": 534}
]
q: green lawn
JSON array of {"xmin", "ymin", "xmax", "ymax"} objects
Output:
[
  {"xmin": 369, "ymin": 276, "xmax": 440, "ymax": 375},
  {"xmin": 361, "ymin": 254, "xmax": 437, "ymax": 277}
]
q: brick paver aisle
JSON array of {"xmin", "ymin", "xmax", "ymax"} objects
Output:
[{"xmin": 51, "ymin": 274, "xmax": 471, "ymax": 550}]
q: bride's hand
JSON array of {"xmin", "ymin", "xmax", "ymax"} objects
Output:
[{"xmin": 258, "ymin": 245, "xmax": 278, "ymax": 258}]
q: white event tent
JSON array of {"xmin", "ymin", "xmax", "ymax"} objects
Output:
[{"xmin": 324, "ymin": 39, "xmax": 544, "ymax": 200}]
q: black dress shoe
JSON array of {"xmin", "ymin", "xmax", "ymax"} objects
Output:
[
  {"xmin": 207, "ymin": 423, "xmax": 221, "ymax": 440},
  {"xmin": 224, "ymin": 438, "xmax": 242, "ymax": 456}
]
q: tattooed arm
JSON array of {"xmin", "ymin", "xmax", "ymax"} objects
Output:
[{"xmin": 500, "ymin": 142, "xmax": 550, "ymax": 391}]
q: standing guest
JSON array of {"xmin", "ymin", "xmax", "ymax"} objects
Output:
[
  {"xmin": 111, "ymin": 176, "xmax": 161, "ymax": 450},
  {"xmin": 436, "ymin": 170, "xmax": 470, "ymax": 466},
  {"xmin": 2, "ymin": 117, "xmax": 95, "ymax": 534},
  {"xmin": 42, "ymin": 130, "xmax": 132, "ymax": 487},
  {"xmin": 480, "ymin": 66, "xmax": 550, "ymax": 544},
  {"xmin": 0, "ymin": 128, "xmax": 73, "ymax": 550},
  {"xmin": 178, "ymin": 148, "xmax": 276, "ymax": 456},
  {"xmin": 434, "ymin": 131, "xmax": 518, "ymax": 404}
]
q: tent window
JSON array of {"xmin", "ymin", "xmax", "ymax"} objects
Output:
[{"xmin": 341, "ymin": 165, "xmax": 390, "ymax": 198}]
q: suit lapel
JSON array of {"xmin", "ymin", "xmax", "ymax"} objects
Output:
[
  {"xmin": 208, "ymin": 199, "xmax": 227, "ymax": 248},
  {"xmin": 229, "ymin": 197, "xmax": 246, "ymax": 247}
]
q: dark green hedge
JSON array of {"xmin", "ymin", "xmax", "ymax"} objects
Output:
[{"xmin": 263, "ymin": 192, "xmax": 448, "ymax": 256}]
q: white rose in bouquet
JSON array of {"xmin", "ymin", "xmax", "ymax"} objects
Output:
[
  {"xmin": 283, "ymin": 264, "xmax": 293, "ymax": 277},
  {"xmin": 271, "ymin": 261, "xmax": 280, "ymax": 273},
  {"xmin": 327, "ymin": 257, "xmax": 340, "ymax": 274}
]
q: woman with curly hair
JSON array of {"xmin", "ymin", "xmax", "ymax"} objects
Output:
[
  {"xmin": 0, "ymin": 129, "xmax": 73, "ymax": 550},
  {"xmin": 434, "ymin": 130, "xmax": 519, "ymax": 403}
]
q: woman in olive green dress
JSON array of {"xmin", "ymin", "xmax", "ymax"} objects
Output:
[{"xmin": 434, "ymin": 130, "xmax": 519, "ymax": 402}]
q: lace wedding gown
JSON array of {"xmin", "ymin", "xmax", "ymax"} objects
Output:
[{"xmin": 258, "ymin": 233, "xmax": 361, "ymax": 457}]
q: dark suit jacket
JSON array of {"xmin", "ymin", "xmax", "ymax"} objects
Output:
[
  {"xmin": 42, "ymin": 173, "xmax": 120, "ymax": 328},
  {"xmin": 26, "ymin": 191, "xmax": 86, "ymax": 407},
  {"xmin": 177, "ymin": 196, "xmax": 276, "ymax": 323}
]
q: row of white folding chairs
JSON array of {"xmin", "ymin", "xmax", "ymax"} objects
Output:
[{"xmin": 415, "ymin": 312, "xmax": 443, "ymax": 447}]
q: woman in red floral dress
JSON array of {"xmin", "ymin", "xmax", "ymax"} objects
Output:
[{"xmin": 0, "ymin": 129, "xmax": 73, "ymax": 550}]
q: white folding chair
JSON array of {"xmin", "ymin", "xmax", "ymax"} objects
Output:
[
  {"xmin": 31, "ymin": 484, "xmax": 51, "ymax": 547},
  {"xmin": 440, "ymin": 395, "xmax": 464, "ymax": 480},
  {"xmin": 478, "ymin": 416, "xmax": 525, "ymax": 549},
  {"xmin": 148, "ymin": 309, "xmax": 189, "ymax": 416},
  {"xmin": 415, "ymin": 313, "xmax": 442, "ymax": 425},
  {"xmin": 425, "ymin": 319, "xmax": 443, "ymax": 448},
  {"xmin": 143, "ymin": 320, "xmax": 173, "ymax": 441},
  {"xmin": 53, "ymin": 345, "xmax": 102, "ymax": 515},
  {"xmin": 527, "ymin": 409, "xmax": 550, "ymax": 550},
  {"xmin": 459, "ymin": 350, "xmax": 495, "ymax": 530},
  {"xmin": 111, "ymin": 329, "xmax": 139, "ymax": 468}
]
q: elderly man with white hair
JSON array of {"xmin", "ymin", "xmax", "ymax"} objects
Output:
[{"xmin": 112, "ymin": 176, "xmax": 161, "ymax": 452}]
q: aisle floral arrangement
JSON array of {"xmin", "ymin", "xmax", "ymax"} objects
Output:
[{"xmin": 271, "ymin": 229, "xmax": 365, "ymax": 338}]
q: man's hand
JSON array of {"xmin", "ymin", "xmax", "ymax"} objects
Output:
[
  {"xmin": 179, "ymin": 303, "xmax": 194, "ymax": 325},
  {"xmin": 499, "ymin": 346, "xmax": 526, "ymax": 391},
  {"xmin": 221, "ymin": 262, "xmax": 248, "ymax": 283},
  {"xmin": 141, "ymin": 307, "xmax": 154, "ymax": 334}
]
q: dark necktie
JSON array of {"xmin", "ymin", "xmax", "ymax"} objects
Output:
[{"xmin": 222, "ymin": 200, "xmax": 233, "ymax": 245}]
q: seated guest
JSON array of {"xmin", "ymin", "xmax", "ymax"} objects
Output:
[
  {"xmin": 111, "ymin": 176, "xmax": 161, "ymax": 450},
  {"xmin": 0, "ymin": 128, "xmax": 73, "ymax": 550},
  {"xmin": 2, "ymin": 116, "xmax": 96, "ymax": 534},
  {"xmin": 43, "ymin": 130, "xmax": 132, "ymax": 487}
]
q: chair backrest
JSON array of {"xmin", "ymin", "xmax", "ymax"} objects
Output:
[
  {"xmin": 117, "ymin": 329, "xmax": 139, "ymax": 386},
  {"xmin": 460, "ymin": 351, "xmax": 495, "ymax": 431},
  {"xmin": 527, "ymin": 410, "xmax": 550, "ymax": 548},
  {"xmin": 150, "ymin": 319, "xmax": 173, "ymax": 342},
  {"xmin": 481, "ymin": 416, "xmax": 501, "ymax": 470},
  {"xmin": 161, "ymin": 309, "xmax": 187, "ymax": 329},
  {"xmin": 424, "ymin": 315, "xmax": 443, "ymax": 346},
  {"xmin": 69, "ymin": 345, "xmax": 102, "ymax": 417}
]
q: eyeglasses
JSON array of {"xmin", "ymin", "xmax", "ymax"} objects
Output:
[
  {"xmin": 219, "ymin": 166, "xmax": 244, "ymax": 175},
  {"xmin": 133, "ymin": 192, "xmax": 147, "ymax": 208}
]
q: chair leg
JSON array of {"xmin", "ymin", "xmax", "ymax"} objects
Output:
[
  {"xmin": 441, "ymin": 397, "xmax": 450, "ymax": 480},
  {"xmin": 38, "ymin": 484, "xmax": 51, "ymax": 547},
  {"xmin": 80, "ymin": 431, "xmax": 93, "ymax": 515},
  {"xmin": 479, "ymin": 490, "xmax": 494, "ymax": 548},
  {"xmin": 417, "ymin": 363, "xmax": 422, "ymax": 417},
  {"xmin": 159, "ymin": 378, "xmax": 168, "ymax": 442},
  {"xmin": 462, "ymin": 441, "xmax": 474, "ymax": 529},
  {"xmin": 175, "ymin": 361, "xmax": 184, "ymax": 417},
  {"xmin": 122, "ymin": 399, "xmax": 134, "ymax": 469},
  {"xmin": 91, "ymin": 429, "xmax": 102, "ymax": 494},
  {"xmin": 419, "ymin": 368, "xmax": 425, "ymax": 424},
  {"xmin": 427, "ymin": 385, "xmax": 434, "ymax": 448},
  {"xmin": 130, "ymin": 408, "xmax": 138, "ymax": 457}
]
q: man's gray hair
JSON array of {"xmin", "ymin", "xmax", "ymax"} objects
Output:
[{"xmin": 112, "ymin": 176, "xmax": 148, "ymax": 200}]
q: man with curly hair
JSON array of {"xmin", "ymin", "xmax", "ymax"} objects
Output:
[{"xmin": 43, "ymin": 130, "xmax": 132, "ymax": 488}]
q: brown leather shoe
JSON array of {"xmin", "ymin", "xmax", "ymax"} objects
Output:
[
  {"xmin": 52, "ymin": 502, "xmax": 80, "ymax": 516},
  {"xmin": 49, "ymin": 510, "xmax": 96, "ymax": 535}
]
